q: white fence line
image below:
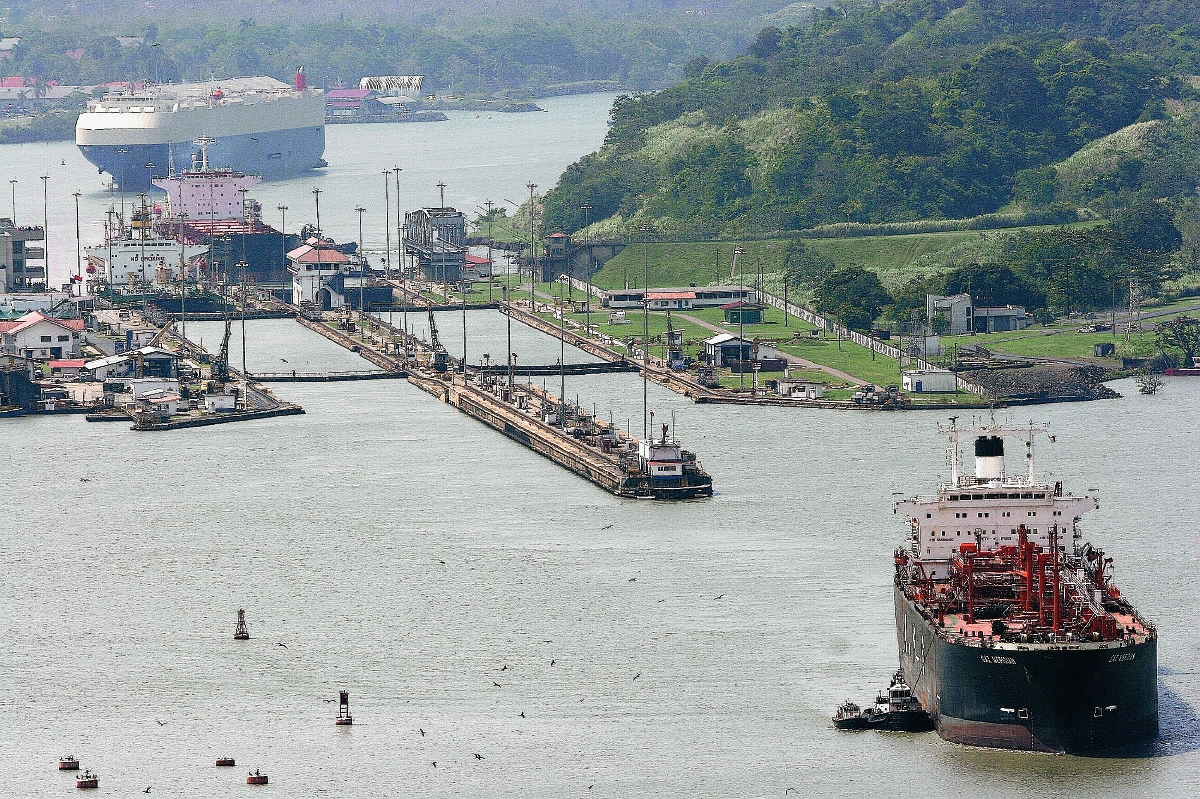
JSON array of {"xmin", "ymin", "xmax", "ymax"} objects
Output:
[{"xmin": 757, "ymin": 290, "xmax": 988, "ymax": 397}]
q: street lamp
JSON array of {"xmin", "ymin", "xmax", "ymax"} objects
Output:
[
  {"xmin": 9, "ymin": 178, "xmax": 16, "ymax": 223},
  {"xmin": 581, "ymin": 202, "xmax": 591, "ymax": 335},
  {"xmin": 312, "ymin": 188, "xmax": 322, "ymax": 307},
  {"xmin": 526, "ymin": 182, "xmax": 537, "ymax": 309}
]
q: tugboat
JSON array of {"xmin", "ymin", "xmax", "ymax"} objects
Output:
[
  {"xmin": 59, "ymin": 755, "xmax": 80, "ymax": 770},
  {"xmin": 832, "ymin": 672, "xmax": 935, "ymax": 732},
  {"xmin": 76, "ymin": 770, "xmax": 99, "ymax": 789},
  {"xmin": 246, "ymin": 769, "xmax": 269, "ymax": 785},
  {"xmin": 832, "ymin": 701, "xmax": 865, "ymax": 730},
  {"xmin": 616, "ymin": 420, "xmax": 714, "ymax": 499}
]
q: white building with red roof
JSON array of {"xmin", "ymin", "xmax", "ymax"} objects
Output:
[
  {"xmin": 0, "ymin": 311, "xmax": 84, "ymax": 360},
  {"xmin": 287, "ymin": 238, "xmax": 354, "ymax": 307}
]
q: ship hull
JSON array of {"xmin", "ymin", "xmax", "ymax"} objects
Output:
[
  {"xmin": 78, "ymin": 126, "xmax": 325, "ymax": 191},
  {"xmin": 894, "ymin": 586, "xmax": 1157, "ymax": 753}
]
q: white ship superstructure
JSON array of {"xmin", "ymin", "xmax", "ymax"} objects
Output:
[{"xmin": 893, "ymin": 420, "xmax": 1098, "ymax": 580}]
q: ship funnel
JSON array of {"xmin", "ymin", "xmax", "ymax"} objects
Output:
[
  {"xmin": 974, "ymin": 435, "xmax": 1004, "ymax": 480},
  {"xmin": 295, "ymin": 66, "xmax": 307, "ymax": 91}
]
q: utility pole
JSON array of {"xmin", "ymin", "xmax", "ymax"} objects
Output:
[
  {"xmin": 40, "ymin": 175, "xmax": 49, "ymax": 288},
  {"xmin": 312, "ymin": 188, "xmax": 322, "ymax": 305},
  {"xmin": 355, "ymin": 205, "xmax": 366, "ymax": 319},
  {"xmin": 527, "ymin": 182, "xmax": 537, "ymax": 309},
  {"xmin": 640, "ymin": 224, "xmax": 651, "ymax": 440},
  {"xmin": 72, "ymin": 192, "xmax": 82, "ymax": 298},
  {"xmin": 581, "ymin": 202, "xmax": 592, "ymax": 336},
  {"xmin": 9, "ymin": 178, "xmax": 16, "ymax": 223},
  {"xmin": 382, "ymin": 170, "xmax": 392, "ymax": 282},
  {"xmin": 484, "ymin": 199, "xmax": 495, "ymax": 303}
]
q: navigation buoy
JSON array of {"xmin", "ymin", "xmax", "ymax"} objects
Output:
[
  {"xmin": 234, "ymin": 608, "xmax": 250, "ymax": 640},
  {"xmin": 76, "ymin": 770, "xmax": 99, "ymax": 789},
  {"xmin": 59, "ymin": 755, "xmax": 80, "ymax": 770},
  {"xmin": 335, "ymin": 689, "xmax": 353, "ymax": 726},
  {"xmin": 215, "ymin": 757, "xmax": 235, "ymax": 767},
  {"xmin": 246, "ymin": 770, "xmax": 268, "ymax": 785}
]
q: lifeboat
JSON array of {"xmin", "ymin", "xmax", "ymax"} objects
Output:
[
  {"xmin": 76, "ymin": 770, "xmax": 99, "ymax": 789},
  {"xmin": 246, "ymin": 770, "xmax": 268, "ymax": 785},
  {"xmin": 59, "ymin": 756, "xmax": 80, "ymax": 770},
  {"xmin": 215, "ymin": 757, "xmax": 235, "ymax": 767}
]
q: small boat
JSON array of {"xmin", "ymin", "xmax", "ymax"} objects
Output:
[
  {"xmin": 832, "ymin": 700, "xmax": 865, "ymax": 730},
  {"xmin": 215, "ymin": 757, "xmax": 235, "ymax": 767},
  {"xmin": 246, "ymin": 769, "xmax": 268, "ymax": 785},
  {"xmin": 832, "ymin": 672, "xmax": 934, "ymax": 733},
  {"xmin": 76, "ymin": 769, "xmax": 99, "ymax": 789},
  {"xmin": 59, "ymin": 755, "xmax": 80, "ymax": 770}
]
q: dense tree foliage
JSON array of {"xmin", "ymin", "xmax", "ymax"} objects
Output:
[
  {"xmin": 0, "ymin": 3, "xmax": 792, "ymax": 95},
  {"xmin": 814, "ymin": 265, "xmax": 892, "ymax": 330},
  {"xmin": 542, "ymin": 0, "xmax": 1198, "ymax": 237}
]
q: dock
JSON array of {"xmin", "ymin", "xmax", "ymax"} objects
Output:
[{"xmin": 252, "ymin": 370, "xmax": 407, "ymax": 382}]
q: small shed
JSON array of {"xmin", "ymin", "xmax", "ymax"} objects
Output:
[
  {"xmin": 721, "ymin": 301, "xmax": 764, "ymax": 325},
  {"xmin": 704, "ymin": 333, "xmax": 752, "ymax": 367},
  {"xmin": 774, "ymin": 378, "xmax": 824, "ymax": 399},
  {"xmin": 204, "ymin": 393, "xmax": 237, "ymax": 412},
  {"xmin": 902, "ymin": 369, "xmax": 957, "ymax": 393},
  {"xmin": 47, "ymin": 358, "xmax": 86, "ymax": 378}
]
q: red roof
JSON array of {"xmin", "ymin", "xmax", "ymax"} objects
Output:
[
  {"xmin": 325, "ymin": 89, "xmax": 372, "ymax": 100},
  {"xmin": 49, "ymin": 359, "xmax": 86, "ymax": 369},
  {"xmin": 465, "ymin": 254, "xmax": 492, "ymax": 265},
  {"xmin": 1, "ymin": 311, "xmax": 83, "ymax": 334},
  {"xmin": 286, "ymin": 243, "xmax": 352, "ymax": 265},
  {"xmin": 546, "ymin": 232, "xmax": 569, "ymax": 239},
  {"xmin": 720, "ymin": 300, "xmax": 762, "ymax": 310}
]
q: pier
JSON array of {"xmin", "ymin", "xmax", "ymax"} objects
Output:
[{"xmin": 252, "ymin": 370, "xmax": 406, "ymax": 382}]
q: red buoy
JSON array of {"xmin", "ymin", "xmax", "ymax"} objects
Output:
[
  {"xmin": 215, "ymin": 757, "xmax": 235, "ymax": 767},
  {"xmin": 76, "ymin": 770, "xmax": 99, "ymax": 789},
  {"xmin": 246, "ymin": 770, "xmax": 268, "ymax": 785},
  {"xmin": 59, "ymin": 755, "xmax": 80, "ymax": 771}
]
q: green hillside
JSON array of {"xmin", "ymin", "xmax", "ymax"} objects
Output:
[{"xmin": 542, "ymin": 0, "xmax": 1199, "ymax": 239}]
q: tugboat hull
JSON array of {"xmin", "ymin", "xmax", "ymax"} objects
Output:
[{"xmin": 895, "ymin": 587, "xmax": 1158, "ymax": 753}]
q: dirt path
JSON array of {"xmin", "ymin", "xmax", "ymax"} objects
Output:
[{"xmin": 674, "ymin": 313, "xmax": 862, "ymax": 385}]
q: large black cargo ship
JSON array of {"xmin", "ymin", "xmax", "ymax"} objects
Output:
[{"xmin": 891, "ymin": 420, "xmax": 1157, "ymax": 753}]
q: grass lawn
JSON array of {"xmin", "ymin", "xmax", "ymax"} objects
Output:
[
  {"xmin": 777, "ymin": 336, "xmax": 903, "ymax": 387},
  {"xmin": 586, "ymin": 222, "xmax": 1103, "ymax": 294}
]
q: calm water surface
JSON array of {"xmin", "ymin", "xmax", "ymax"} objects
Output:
[{"xmin": 2, "ymin": 95, "xmax": 1199, "ymax": 798}]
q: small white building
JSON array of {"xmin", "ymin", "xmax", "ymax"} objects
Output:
[
  {"xmin": 204, "ymin": 393, "xmax": 237, "ymax": 412},
  {"xmin": 135, "ymin": 388, "xmax": 182, "ymax": 416},
  {"xmin": 0, "ymin": 311, "xmax": 83, "ymax": 360},
  {"xmin": 774, "ymin": 378, "xmax": 825, "ymax": 399},
  {"xmin": 902, "ymin": 369, "xmax": 957, "ymax": 393}
]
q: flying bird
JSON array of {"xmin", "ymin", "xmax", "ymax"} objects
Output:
[
  {"xmin": 419, "ymin": 728, "xmax": 425, "ymax": 737},
  {"xmin": 492, "ymin": 681, "xmax": 502, "ymax": 687},
  {"xmin": 714, "ymin": 594, "xmax": 724, "ymax": 600},
  {"xmin": 277, "ymin": 642, "xmax": 288, "ymax": 649},
  {"xmin": 432, "ymin": 761, "xmax": 437, "ymax": 768},
  {"xmin": 473, "ymin": 753, "xmax": 484, "ymax": 760},
  {"xmin": 80, "ymin": 477, "xmax": 92, "ymax": 482},
  {"xmin": 143, "ymin": 788, "xmax": 151, "ymax": 794},
  {"xmin": 155, "ymin": 720, "xmax": 166, "ymax": 726},
  {"xmin": 633, "ymin": 672, "xmax": 641, "ymax": 680},
  {"xmin": 519, "ymin": 712, "xmax": 525, "ymax": 718},
  {"xmin": 628, "ymin": 577, "xmax": 637, "ymax": 582},
  {"xmin": 600, "ymin": 524, "xmax": 612, "ymax": 530},
  {"xmin": 549, "ymin": 659, "xmax": 555, "ymax": 666},
  {"xmin": 500, "ymin": 664, "xmax": 508, "ymax": 671}
]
